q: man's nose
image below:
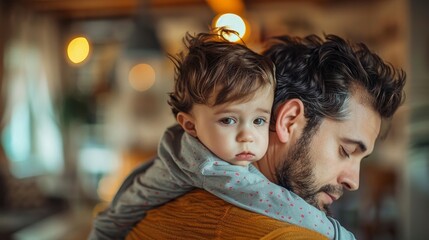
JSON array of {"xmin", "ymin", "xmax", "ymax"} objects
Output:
[
  {"xmin": 236, "ymin": 127, "xmax": 254, "ymax": 142},
  {"xmin": 339, "ymin": 161, "xmax": 360, "ymax": 191}
]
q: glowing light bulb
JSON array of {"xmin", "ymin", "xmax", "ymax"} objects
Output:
[{"xmin": 214, "ymin": 13, "xmax": 246, "ymax": 42}]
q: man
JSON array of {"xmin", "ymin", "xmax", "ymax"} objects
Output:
[{"xmin": 96, "ymin": 34, "xmax": 406, "ymax": 239}]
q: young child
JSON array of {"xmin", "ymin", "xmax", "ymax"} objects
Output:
[{"xmin": 90, "ymin": 29, "xmax": 354, "ymax": 240}]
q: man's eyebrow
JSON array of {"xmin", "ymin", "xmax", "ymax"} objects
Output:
[{"xmin": 342, "ymin": 138, "xmax": 367, "ymax": 153}]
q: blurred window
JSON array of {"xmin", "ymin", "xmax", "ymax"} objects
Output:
[{"xmin": 1, "ymin": 43, "xmax": 64, "ymax": 178}]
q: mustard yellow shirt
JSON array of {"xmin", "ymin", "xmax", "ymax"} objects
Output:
[{"xmin": 126, "ymin": 189, "xmax": 328, "ymax": 240}]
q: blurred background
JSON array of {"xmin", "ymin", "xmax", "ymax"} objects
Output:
[{"xmin": 0, "ymin": 0, "xmax": 428, "ymax": 239}]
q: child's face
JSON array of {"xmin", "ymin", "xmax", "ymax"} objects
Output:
[{"xmin": 190, "ymin": 87, "xmax": 274, "ymax": 166}]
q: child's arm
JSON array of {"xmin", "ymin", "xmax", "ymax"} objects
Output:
[
  {"xmin": 89, "ymin": 125, "xmax": 203, "ymax": 239},
  {"xmin": 89, "ymin": 157, "xmax": 194, "ymax": 239},
  {"xmin": 88, "ymin": 160, "xmax": 154, "ymax": 239}
]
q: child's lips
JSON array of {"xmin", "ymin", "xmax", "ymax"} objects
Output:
[{"xmin": 235, "ymin": 152, "xmax": 255, "ymax": 161}]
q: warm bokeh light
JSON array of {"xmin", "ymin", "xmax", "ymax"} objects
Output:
[
  {"xmin": 67, "ymin": 36, "xmax": 90, "ymax": 64},
  {"xmin": 128, "ymin": 63, "xmax": 156, "ymax": 92},
  {"xmin": 206, "ymin": 0, "xmax": 244, "ymax": 15},
  {"xmin": 214, "ymin": 13, "xmax": 246, "ymax": 42}
]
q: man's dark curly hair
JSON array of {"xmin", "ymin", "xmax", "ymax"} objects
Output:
[{"xmin": 264, "ymin": 34, "xmax": 406, "ymax": 132}]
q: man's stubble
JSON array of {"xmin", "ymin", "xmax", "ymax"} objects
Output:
[{"xmin": 276, "ymin": 125, "xmax": 343, "ymax": 215}]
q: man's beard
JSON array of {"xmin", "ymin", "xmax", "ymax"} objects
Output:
[{"xmin": 276, "ymin": 126, "xmax": 343, "ymax": 216}]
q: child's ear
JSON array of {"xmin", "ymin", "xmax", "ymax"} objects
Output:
[
  {"xmin": 275, "ymin": 99, "xmax": 305, "ymax": 143},
  {"xmin": 176, "ymin": 112, "xmax": 197, "ymax": 137}
]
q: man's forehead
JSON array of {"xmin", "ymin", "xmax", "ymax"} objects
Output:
[{"xmin": 340, "ymin": 95, "xmax": 381, "ymax": 151}]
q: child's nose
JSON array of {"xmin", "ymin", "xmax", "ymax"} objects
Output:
[{"xmin": 236, "ymin": 129, "xmax": 254, "ymax": 142}]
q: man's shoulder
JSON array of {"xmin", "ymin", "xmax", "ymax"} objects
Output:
[{"xmin": 127, "ymin": 190, "xmax": 328, "ymax": 240}]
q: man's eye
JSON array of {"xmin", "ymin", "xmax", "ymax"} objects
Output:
[
  {"xmin": 253, "ymin": 118, "xmax": 267, "ymax": 126},
  {"xmin": 219, "ymin": 118, "xmax": 236, "ymax": 125},
  {"xmin": 340, "ymin": 146, "xmax": 350, "ymax": 158}
]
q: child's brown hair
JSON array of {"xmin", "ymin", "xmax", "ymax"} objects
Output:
[{"xmin": 168, "ymin": 29, "xmax": 276, "ymax": 116}]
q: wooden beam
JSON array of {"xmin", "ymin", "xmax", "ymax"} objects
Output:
[{"xmin": 17, "ymin": 0, "xmax": 208, "ymax": 19}]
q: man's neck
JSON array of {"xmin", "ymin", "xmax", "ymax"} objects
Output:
[
  {"xmin": 253, "ymin": 132, "xmax": 288, "ymax": 183},
  {"xmin": 253, "ymin": 158, "xmax": 277, "ymax": 183}
]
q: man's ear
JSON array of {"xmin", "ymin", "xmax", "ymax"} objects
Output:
[
  {"xmin": 177, "ymin": 112, "xmax": 197, "ymax": 137},
  {"xmin": 275, "ymin": 99, "xmax": 305, "ymax": 143}
]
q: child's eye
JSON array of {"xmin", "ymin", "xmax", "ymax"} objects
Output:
[
  {"xmin": 219, "ymin": 117, "xmax": 236, "ymax": 125},
  {"xmin": 253, "ymin": 118, "xmax": 267, "ymax": 126}
]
